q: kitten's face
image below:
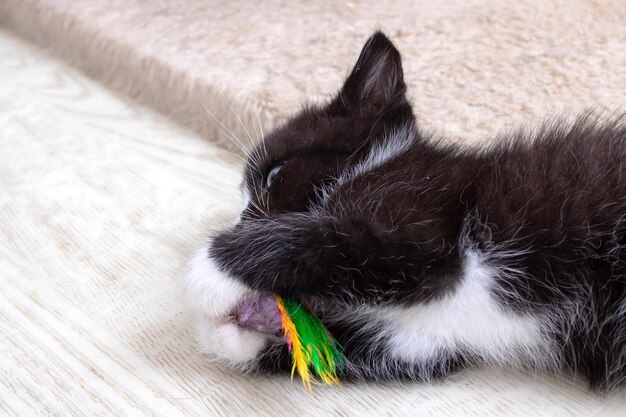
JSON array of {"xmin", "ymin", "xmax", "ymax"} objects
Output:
[{"xmin": 239, "ymin": 33, "xmax": 415, "ymax": 219}]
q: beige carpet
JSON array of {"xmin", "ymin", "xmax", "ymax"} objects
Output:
[
  {"xmin": 1, "ymin": 0, "xmax": 625, "ymax": 152},
  {"xmin": 1, "ymin": 0, "xmax": 626, "ymax": 415}
]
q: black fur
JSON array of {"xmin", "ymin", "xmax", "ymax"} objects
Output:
[{"xmin": 210, "ymin": 32, "xmax": 626, "ymax": 389}]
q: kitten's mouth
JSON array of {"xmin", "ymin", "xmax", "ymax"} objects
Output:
[{"xmin": 231, "ymin": 292, "xmax": 283, "ymax": 336}]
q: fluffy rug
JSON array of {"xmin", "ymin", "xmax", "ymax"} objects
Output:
[{"xmin": 1, "ymin": 0, "xmax": 625, "ymax": 152}]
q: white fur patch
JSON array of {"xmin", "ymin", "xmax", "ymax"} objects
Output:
[
  {"xmin": 186, "ymin": 243, "xmax": 267, "ymax": 368},
  {"xmin": 315, "ymin": 126, "xmax": 416, "ymax": 208},
  {"xmin": 186, "ymin": 243, "xmax": 251, "ymax": 318},
  {"xmin": 381, "ymin": 251, "xmax": 551, "ymax": 368},
  {"xmin": 337, "ymin": 126, "xmax": 415, "ymax": 187},
  {"xmin": 195, "ymin": 314, "xmax": 267, "ymax": 369}
]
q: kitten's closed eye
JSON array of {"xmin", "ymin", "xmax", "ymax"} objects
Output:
[{"xmin": 265, "ymin": 162, "xmax": 285, "ymax": 188}]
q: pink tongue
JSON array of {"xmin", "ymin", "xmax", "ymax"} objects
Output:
[{"xmin": 233, "ymin": 293, "xmax": 283, "ymax": 334}]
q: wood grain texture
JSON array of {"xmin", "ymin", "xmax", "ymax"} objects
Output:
[{"xmin": 0, "ymin": 30, "xmax": 625, "ymax": 417}]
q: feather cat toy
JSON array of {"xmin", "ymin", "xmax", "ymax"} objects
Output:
[
  {"xmin": 234, "ymin": 293, "xmax": 344, "ymax": 390},
  {"xmin": 274, "ymin": 295, "xmax": 344, "ymax": 390}
]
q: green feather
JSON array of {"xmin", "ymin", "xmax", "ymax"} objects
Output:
[{"xmin": 282, "ymin": 298, "xmax": 345, "ymax": 384}]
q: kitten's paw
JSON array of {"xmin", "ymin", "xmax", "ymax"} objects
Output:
[
  {"xmin": 194, "ymin": 315, "xmax": 268, "ymax": 370},
  {"xmin": 186, "ymin": 243, "xmax": 268, "ymax": 370},
  {"xmin": 186, "ymin": 243, "xmax": 251, "ymax": 318}
]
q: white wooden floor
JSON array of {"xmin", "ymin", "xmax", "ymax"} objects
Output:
[{"xmin": 0, "ymin": 29, "xmax": 624, "ymax": 417}]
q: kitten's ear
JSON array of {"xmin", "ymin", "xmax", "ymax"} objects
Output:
[{"xmin": 340, "ymin": 32, "xmax": 407, "ymax": 113}]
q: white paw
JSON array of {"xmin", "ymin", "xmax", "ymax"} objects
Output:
[
  {"xmin": 186, "ymin": 243, "xmax": 250, "ymax": 318},
  {"xmin": 186, "ymin": 243, "xmax": 267, "ymax": 369}
]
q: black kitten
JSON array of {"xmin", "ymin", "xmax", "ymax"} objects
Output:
[{"xmin": 186, "ymin": 32, "xmax": 626, "ymax": 390}]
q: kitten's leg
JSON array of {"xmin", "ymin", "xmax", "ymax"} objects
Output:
[
  {"xmin": 206, "ymin": 211, "xmax": 464, "ymax": 378},
  {"xmin": 208, "ymin": 212, "xmax": 551, "ymax": 380},
  {"xmin": 209, "ymin": 212, "xmax": 461, "ymax": 303}
]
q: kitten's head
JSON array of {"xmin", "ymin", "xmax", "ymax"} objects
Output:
[{"xmin": 240, "ymin": 32, "xmax": 415, "ymax": 219}]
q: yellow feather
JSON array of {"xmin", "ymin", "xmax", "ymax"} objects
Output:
[{"xmin": 275, "ymin": 295, "xmax": 312, "ymax": 391}]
